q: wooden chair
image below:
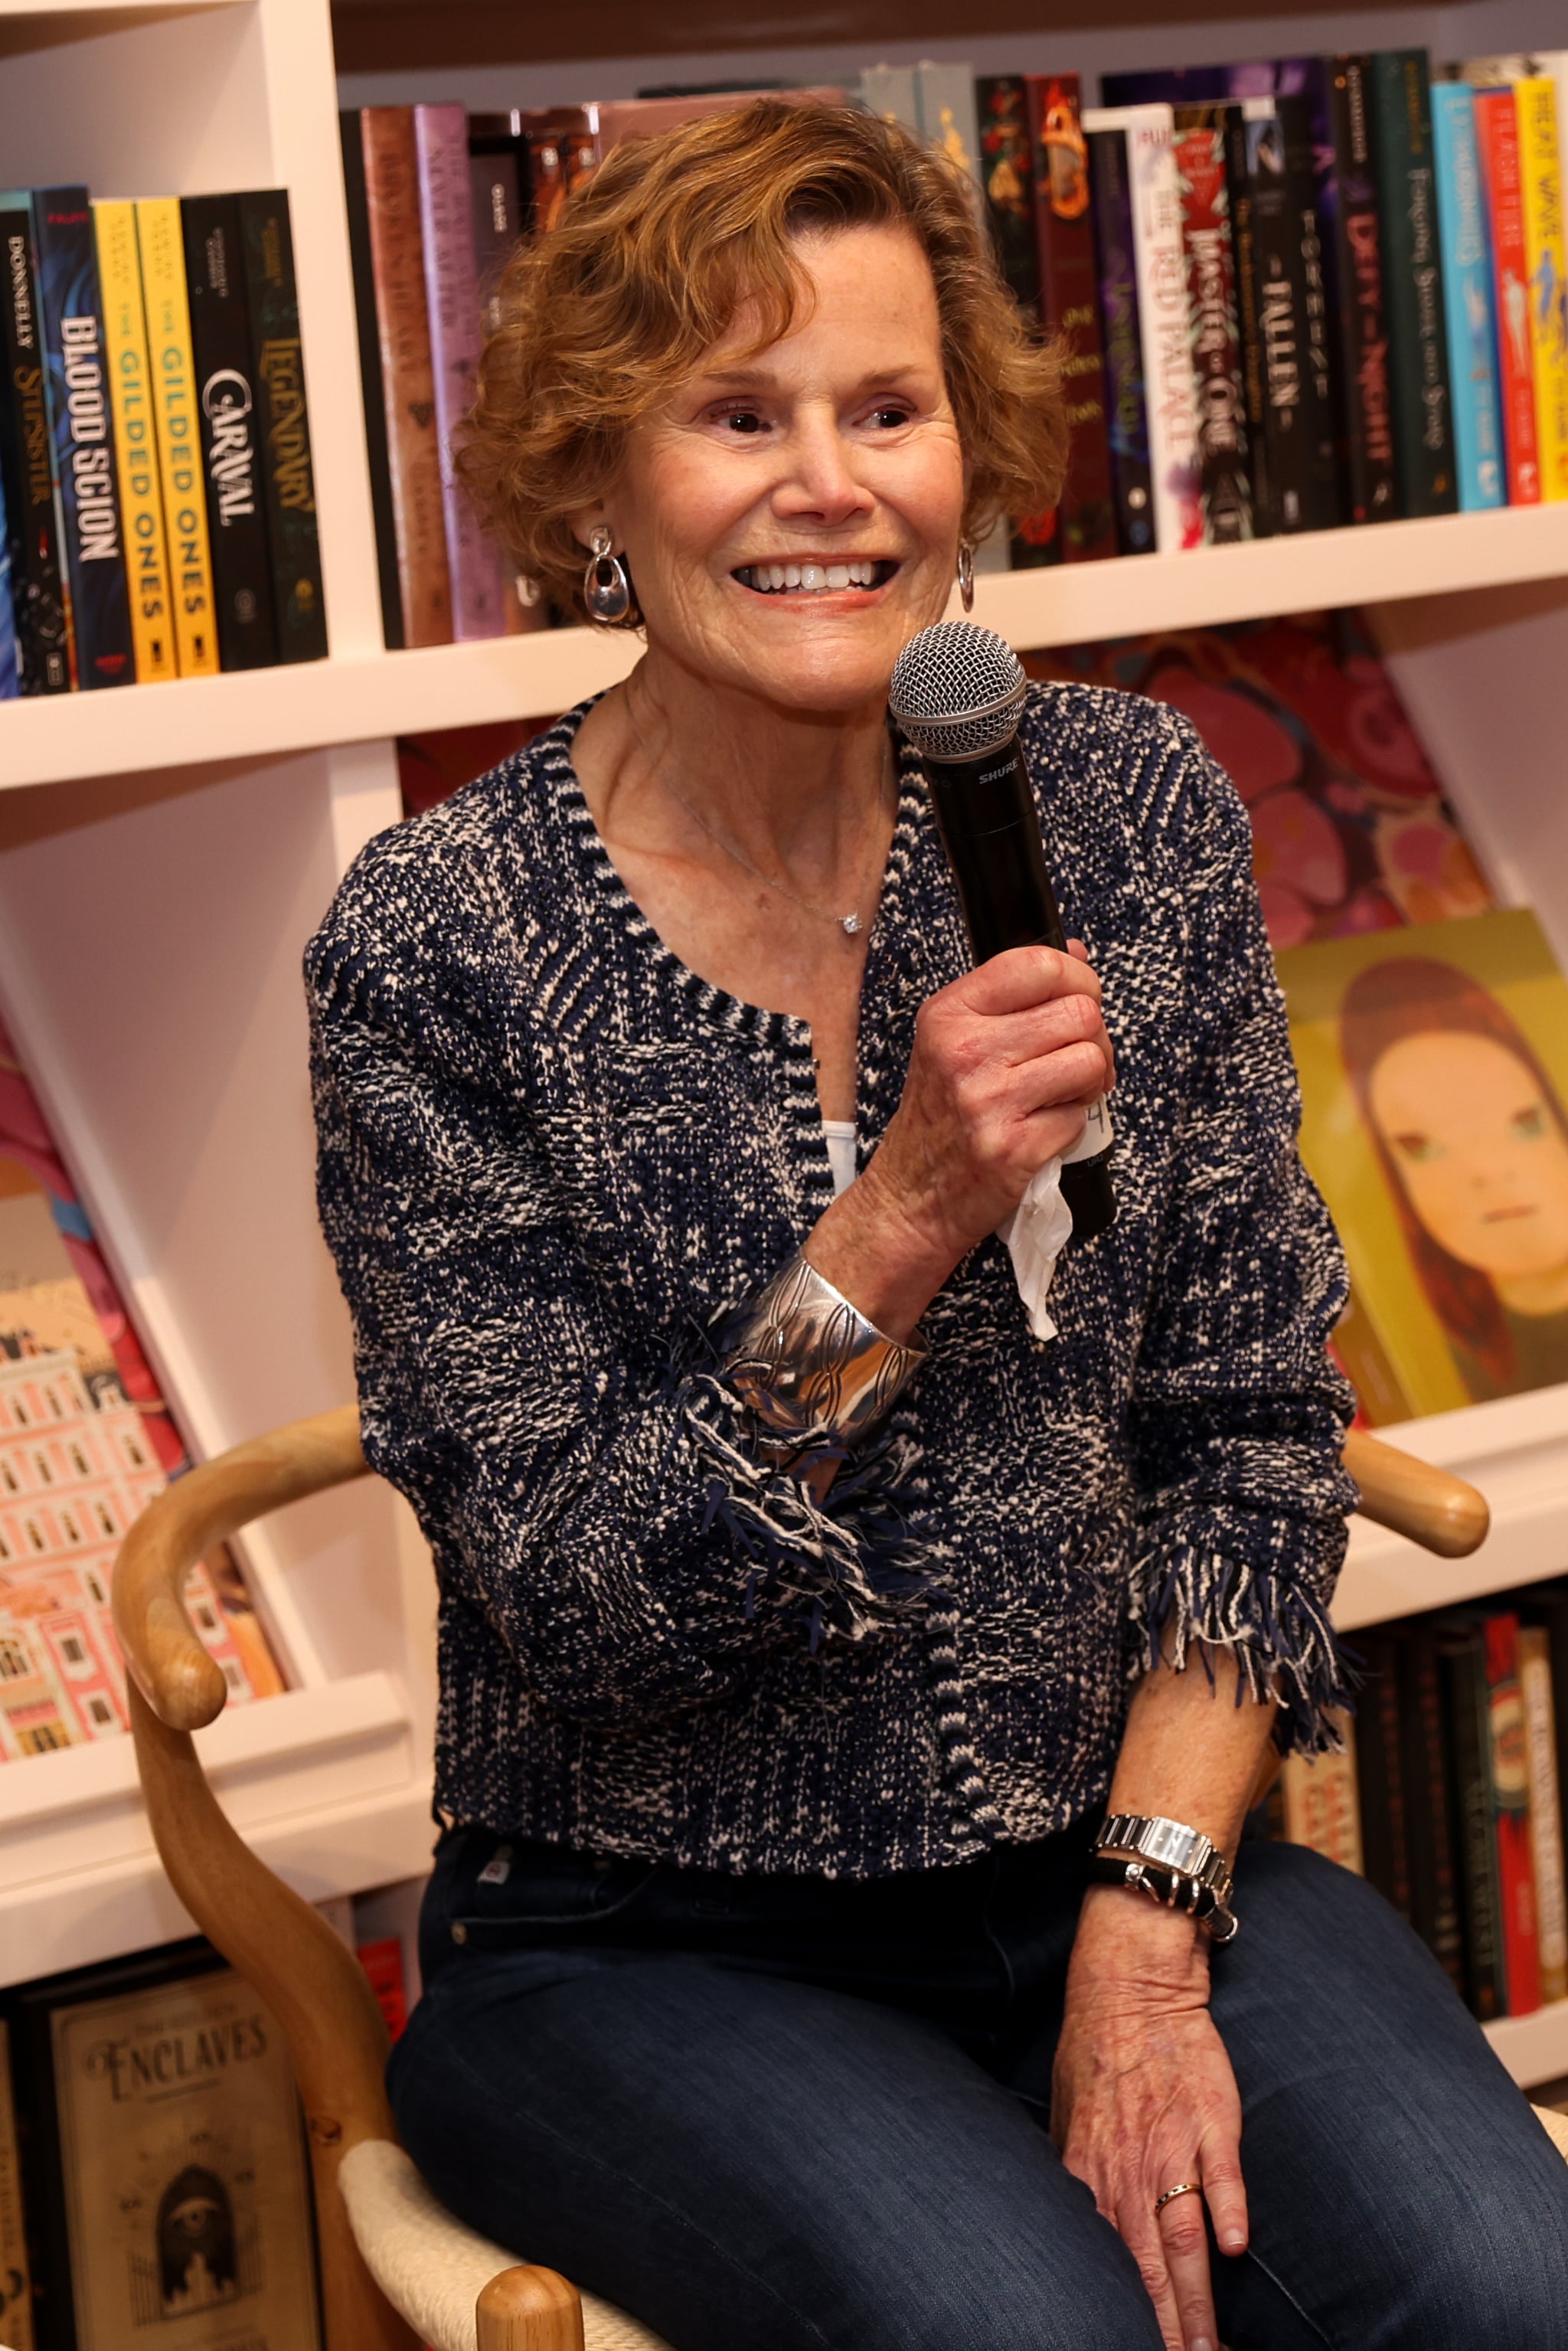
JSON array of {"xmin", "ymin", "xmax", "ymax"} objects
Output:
[{"xmin": 111, "ymin": 1408, "xmax": 1566, "ymax": 2351}]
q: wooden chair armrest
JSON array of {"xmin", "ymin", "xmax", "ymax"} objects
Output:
[
  {"xmin": 111, "ymin": 1404, "xmax": 368, "ymax": 1728},
  {"xmin": 1343, "ymin": 1429, "xmax": 1489, "ymax": 1559}
]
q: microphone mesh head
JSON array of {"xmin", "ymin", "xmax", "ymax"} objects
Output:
[{"xmin": 889, "ymin": 621, "xmax": 1027, "ymax": 759}]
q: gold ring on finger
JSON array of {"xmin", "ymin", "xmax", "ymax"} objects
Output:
[{"xmin": 1153, "ymin": 2181, "xmax": 1202, "ymax": 2218}]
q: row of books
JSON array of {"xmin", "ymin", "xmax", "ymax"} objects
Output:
[
  {"xmin": 0, "ymin": 188, "xmax": 325, "ymax": 701},
  {"xmin": 1272, "ymin": 1588, "xmax": 1568, "ymax": 2021}
]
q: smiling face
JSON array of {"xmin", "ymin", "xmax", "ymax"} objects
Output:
[
  {"xmin": 586, "ymin": 221, "xmax": 966, "ymax": 713},
  {"xmin": 1369, "ymin": 1028, "xmax": 1568, "ymax": 1303}
]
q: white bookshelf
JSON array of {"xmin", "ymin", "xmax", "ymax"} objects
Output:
[{"xmin": 2, "ymin": 0, "xmax": 1568, "ymax": 2081}]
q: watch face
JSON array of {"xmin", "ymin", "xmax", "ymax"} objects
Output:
[{"xmin": 1142, "ymin": 1818, "xmax": 1207, "ymax": 1873}]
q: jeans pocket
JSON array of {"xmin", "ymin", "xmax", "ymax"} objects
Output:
[{"xmin": 441, "ymin": 1831, "xmax": 658, "ymax": 1946}]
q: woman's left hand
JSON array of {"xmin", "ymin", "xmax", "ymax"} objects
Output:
[{"xmin": 1051, "ymin": 1887, "xmax": 1249, "ymax": 2351}]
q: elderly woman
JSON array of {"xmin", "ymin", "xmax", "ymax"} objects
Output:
[{"xmin": 307, "ymin": 100, "xmax": 1565, "ymax": 2351}]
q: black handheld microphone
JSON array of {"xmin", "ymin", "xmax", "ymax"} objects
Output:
[{"xmin": 889, "ymin": 620, "xmax": 1115, "ymax": 1244}]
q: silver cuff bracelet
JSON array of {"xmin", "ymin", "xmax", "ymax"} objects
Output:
[{"xmin": 721, "ymin": 1253, "xmax": 926, "ymax": 1463}]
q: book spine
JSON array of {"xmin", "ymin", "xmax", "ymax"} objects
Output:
[
  {"xmin": 361, "ymin": 107, "xmax": 452, "ymax": 646},
  {"xmin": 0, "ymin": 203, "xmax": 70, "ymax": 693},
  {"xmin": 0, "ymin": 2020, "xmax": 34, "ymax": 2351},
  {"xmin": 978, "ymin": 76, "xmax": 1043, "ymax": 316},
  {"xmin": 93, "ymin": 201, "xmax": 176, "ymax": 684},
  {"xmin": 339, "ymin": 113, "xmax": 405, "ymax": 647},
  {"xmin": 1475, "ymin": 89, "xmax": 1542, "ymax": 503},
  {"xmin": 1484, "ymin": 1610, "xmax": 1542, "ymax": 2013},
  {"xmin": 1110, "ymin": 104, "xmax": 1204, "ymax": 549},
  {"xmin": 238, "ymin": 191, "xmax": 328, "ymax": 665},
  {"xmin": 1432, "ymin": 83, "xmax": 1508, "ymax": 510},
  {"xmin": 468, "ymin": 141, "xmax": 524, "ymax": 339},
  {"xmin": 132, "ymin": 199, "xmax": 219, "ymax": 677},
  {"xmin": 1024, "ymin": 77, "xmax": 1117, "ymax": 564},
  {"xmin": 858, "ymin": 64, "xmax": 921, "ymax": 137},
  {"xmin": 1237, "ymin": 100, "xmax": 1340, "ymax": 533},
  {"xmin": 1352, "ymin": 1633, "xmax": 1412, "ymax": 1918},
  {"xmin": 1370, "ymin": 50, "xmax": 1458, "ymax": 515},
  {"xmin": 1173, "ymin": 106, "xmax": 1252, "ymax": 541},
  {"xmin": 31, "ymin": 187, "xmax": 136, "ymax": 688},
  {"xmin": 1516, "ymin": 76, "xmax": 1568, "ymax": 502},
  {"xmin": 1328, "ymin": 60, "xmax": 1400, "ymax": 522},
  {"xmin": 180, "ymin": 194, "xmax": 278, "ymax": 670},
  {"xmin": 0, "ymin": 466, "xmax": 15, "ymax": 696},
  {"xmin": 1223, "ymin": 108, "xmax": 1272, "ymax": 533},
  {"xmin": 1088, "ymin": 126, "xmax": 1155, "ymax": 552},
  {"xmin": 415, "ymin": 104, "xmax": 508, "ymax": 642},
  {"xmin": 526, "ymin": 129, "xmax": 569, "ymax": 237},
  {"xmin": 1281, "ymin": 1722, "xmax": 1364, "ymax": 1871},
  {"xmin": 1442, "ymin": 1627, "xmax": 1507, "ymax": 2018},
  {"xmin": 1399, "ymin": 1626, "xmax": 1468, "ymax": 1993},
  {"xmin": 916, "ymin": 63, "xmax": 987, "ymax": 221},
  {"xmin": 1519, "ymin": 1625, "xmax": 1568, "ymax": 2005}
]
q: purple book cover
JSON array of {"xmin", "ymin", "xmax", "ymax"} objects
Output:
[{"xmin": 414, "ymin": 103, "xmax": 508, "ymax": 640}]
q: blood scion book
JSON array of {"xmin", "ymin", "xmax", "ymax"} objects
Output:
[
  {"xmin": 0, "ymin": 198, "xmax": 70, "ymax": 695},
  {"xmin": 5, "ymin": 1944, "xmax": 320, "ymax": 2351},
  {"xmin": 238, "ymin": 192, "xmax": 327, "ymax": 665},
  {"xmin": 1370, "ymin": 51, "xmax": 1456, "ymax": 518},
  {"xmin": 181, "ymin": 195, "xmax": 277, "ymax": 671},
  {"xmin": 93, "ymin": 202, "xmax": 177, "ymax": 686},
  {"xmin": 133, "ymin": 200, "xmax": 219, "ymax": 679},
  {"xmin": 1327, "ymin": 60, "xmax": 1399, "ymax": 524},
  {"xmin": 1087, "ymin": 123, "xmax": 1153, "ymax": 553},
  {"xmin": 31, "ymin": 188, "xmax": 136, "ymax": 688},
  {"xmin": 1016, "ymin": 75, "xmax": 1116, "ymax": 566},
  {"xmin": 1172, "ymin": 103, "xmax": 1252, "ymax": 543}
]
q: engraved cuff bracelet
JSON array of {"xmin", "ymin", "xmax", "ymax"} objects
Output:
[{"xmin": 720, "ymin": 1253, "xmax": 926, "ymax": 1467}]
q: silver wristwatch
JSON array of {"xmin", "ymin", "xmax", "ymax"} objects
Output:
[{"xmin": 1090, "ymin": 1813, "xmax": 1240, "ymax": 1944}]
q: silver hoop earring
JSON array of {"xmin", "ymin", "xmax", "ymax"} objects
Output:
[
  {"xmin": 583, "ymin": 524, "xmax": 632, "ymax": 624},
  {"xmin": 957, "ymin": 541, "xmax": 975, "ymax": 614}
]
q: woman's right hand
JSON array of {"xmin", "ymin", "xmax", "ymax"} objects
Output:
[{"xmin": 806, "ymin": 942, "xmax": 1115, "ymax": 1339}]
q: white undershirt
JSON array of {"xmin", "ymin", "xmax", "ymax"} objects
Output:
[{"xmin": 823, "ymin": 1119, "xmax": 857, "ymax": 1198}]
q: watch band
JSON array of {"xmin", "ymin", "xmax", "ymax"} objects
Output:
[{"xmin": 1090, "ymin": 1813, "xmax": 1239, "ymax": 1944}]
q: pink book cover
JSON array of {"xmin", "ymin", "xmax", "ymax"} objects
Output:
[{"xmin": 414, "ymin": 103, "xmax": 510, "ymax": 640}]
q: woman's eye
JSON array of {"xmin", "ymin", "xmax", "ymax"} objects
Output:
[
  {"xmin": 1392, "ymin": 1130, "xmax": 1439, "ymax": 1165},
  {"xmin": 717, "ymin": 408, "xmax": 766, "ymax": 435},
  {"xmin": 866, "ymin": 406, "xmax": 912, "ymax": 430},
  {"xmin": 1512, "ymin": 1102, "xmax": 1549, "ymax": 1140}
]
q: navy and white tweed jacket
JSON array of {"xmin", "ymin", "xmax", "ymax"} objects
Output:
[{"xmin": 306, "ymin": 682, "xmax": 1357, "ymax": 1878}]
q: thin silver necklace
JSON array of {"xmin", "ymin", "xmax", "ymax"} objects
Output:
[{"xmin": 651, "ymin": 747, "xmax": 895, "ymax": 938}]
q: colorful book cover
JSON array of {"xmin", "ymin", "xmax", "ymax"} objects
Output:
[
  {"xmin": 181, "ymin": 194, "xmax": 277, "ymax": 671},
  {"xmin": 132, "ymin": 201, "xmax": 219, "ymax": 679},
  {"xmin": 358, "ymin": 107, "xmax": 452, "ymax": 647},
  {"xmin": 1087, "ymin": 124, "xmax": 1154, "ymax": 553},
  {"xmin": 0, "ymin": 1007, "xmax": 286, "ymax": 1761},
  {"xmin": 1019, "ymin": 74, "xmax": 1116, "ymax": 564},
  {"xmin": 1369, "ymin": 50, "xmax": 1457, "ymax": 516},
  {"xmin": 31, "ymin": 187, "xmax": 136, "ymax": 688},
  {"xmin": 1432, "ymin": 82, "xmax": 1508, "ymax": 511},
  {"xmin": 1172, "ymin": 103, "xmax": 1252, "ymax": 541},
  {"xmin": 1327, "ymin": 62, "xmax": 1399, "ymax": 523},
  {"xmin": 93, "ymin": 202, "xmax": 176, "ymax": 685},
  {"xmin": 978, "ymin": 74, "xmax": 1041, "ymax": 316},
  {"xmin": 0, "ymin": 198, "xmax": 70, "ymax": 695},
  {"xmin": 1084, "ymin": 103, "xmax": 1203, "ymax": 551},
  {"xmin": 414, "ymin": 104, "xmax": 509, "ymax": 642},
  {"xmin": 1276, "ymin": 909, "xmax": 1568, "ymax": 1417},
  {"xmin": 1475, "ymin": 90, "xmax": 1542, "ymax": 505},
  {"xmin": 1515, "ymin": 76, "xmax": 1568, "ymax": 502},
  {"xmin": 238, "ymin": 191, "xmax": 328, "ymax": 665},
  {"xmin": 1519, "ymin": 1623, "xmax": 1568, "ymax": 2004},
  {"xmin": 1484, "ymin": 1610, "xmax": 1541, "ymax": 2016}
]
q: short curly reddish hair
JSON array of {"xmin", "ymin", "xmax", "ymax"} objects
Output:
[{"xmin": 457, "ymin": 98, "xmax": 1069, "ymax": 616}]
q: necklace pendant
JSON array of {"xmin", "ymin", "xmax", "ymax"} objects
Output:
[{"xmin": 841, "ymin": 912, "xmax": 862, "ymax": 936}]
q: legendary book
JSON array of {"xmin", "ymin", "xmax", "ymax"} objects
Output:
[
  {"xmin": 238, "ymin": 191, "xmax": 328, "ymax": 665},
  {"xmin": 181, "ymin": 195, "xmax": 278, "ymax": 670},
  {"xmin": 93, "ymin": 201, "xmax": 177, "ymax": 685},
  {"xmin": 132, "ymin": 201, "xmax": 220, "ymax": 678},
  {"xmin": 1431, "ymin": 81, "xmax": 1507, "ymax": 511},
  {"xmin": 0, "ymin": 198, "xmax": 70, "ymax": 695},
  {"xmin": 1327, "ymin": 60, "xmax": 1399, "ymax": 524},
  {"xmin": 31, "ymin": 186, "xmax": 136, "ymax": 688},
  {"xmin": 1370, "ymin": 49, "xmax": 1457, "ymax": 516}
]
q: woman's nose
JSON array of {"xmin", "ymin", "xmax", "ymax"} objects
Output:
[{"xmin": 772, "ymin": 419, "xmax": 875, "ymax": 526}]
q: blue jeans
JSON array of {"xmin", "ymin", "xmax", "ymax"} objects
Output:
[{"xmin": 390, "ymin": 1822, "xmax": 1568, "ymax": 2350}]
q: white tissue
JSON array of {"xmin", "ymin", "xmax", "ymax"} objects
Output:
[{"xmin": 998, "ymin": 1157, "xmax": 1076, "ymax": 1342}]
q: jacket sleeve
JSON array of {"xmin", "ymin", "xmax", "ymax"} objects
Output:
[
  {"xmin": 1125, "ymin": 722, "xmax": 1358, "ymax": 1755},
  {"xmin": 305, "ymin": 915, "xmax": 940, "ymax": 1733}
]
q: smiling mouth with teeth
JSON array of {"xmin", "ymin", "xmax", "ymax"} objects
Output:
[{"xmin": 733, "ymin": 559, "xmax": 899, "ymax": 594}]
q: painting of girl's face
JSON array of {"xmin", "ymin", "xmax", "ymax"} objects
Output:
[{"xmin": 1368, "ymin": 1030, "xmax": 1568, "ymax": 1303}]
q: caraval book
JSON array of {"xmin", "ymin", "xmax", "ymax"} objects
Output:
[{"xmin": 5, "ymin": 1944, "xmax": 319, "ymax": 2351}]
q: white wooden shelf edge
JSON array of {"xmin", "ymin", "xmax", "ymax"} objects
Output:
[
  {"xmin": 1485, "ymin": 2000, "xmax": 1568, "ymax": 2091},
  {"xmin": 1334, "ymin": 1383, "xmax": 1568, "ymax": 1631},
  {"xmin": 5, "ymin": 503, "xmax": 1568, "ymax": 793}
]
